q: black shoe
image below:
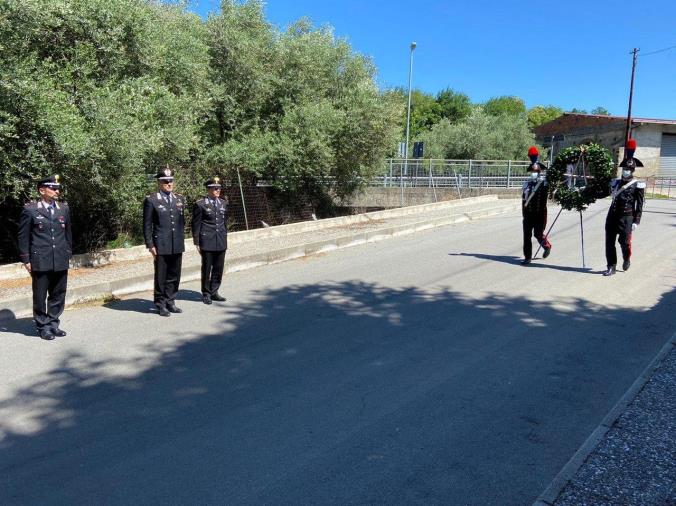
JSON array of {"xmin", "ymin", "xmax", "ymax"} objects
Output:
[
  {"xmin": 622, "ymin": 259, "xmax": 631, "ymax": 271},
  {"xmin": 158, "ymin": 306, "xmax": 171, "ymax": 317},
  {"xmin": 166, "ymin": 304, "xmax": 182, "ymax": 314},
  {"xmin": 211, "ymin": 293, "xmax": 226, "ymax": 302},
  {"xmin": 543, "ymin": 246, "xmax": 552, "ymax": 259},
  {"xmin": 52, "ymin": 328, "xmax": 67, "ymax": 337},
  {"xmin": 521, "ymin": 258, "xmax": 531, "ymax": 265},
  {"xmin": 603, "ymin": 266, "xmax": 616, "ymax": 276},
  {"xmin": 202, "ymin": 295, "xmax": 212, "ymax": 305},
  {"xmin": 39, "ymin": 330, "xmax": 55, "ymax": 341}
]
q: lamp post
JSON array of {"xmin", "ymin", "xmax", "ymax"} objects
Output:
[{"xmin": 402, "ymin": 41, "xmax": 416, "ymax": 203}]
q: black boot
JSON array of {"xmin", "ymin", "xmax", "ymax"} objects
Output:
[
  {"xmin": 543, "ymin": 246, "xmax": 552, "ymax": 258},
  {"xmin": 521, "ymin": 258, "xmax": 531, "ymax": 265},
  {"xmin": 622, "ymin": 259, "xmax": 631, "ymax": 271},
  {"xmin": 603, "ymin": 265, "xmax": 616, "ymax": 276}
]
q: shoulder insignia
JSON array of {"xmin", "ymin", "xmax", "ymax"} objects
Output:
[
  {"xmin": 24, "ymin": 201, "xmax": 38, "ymax": 209},
  {"xmin": 636, "ymin": 182, "xmax": 646, "ymax": 189}
]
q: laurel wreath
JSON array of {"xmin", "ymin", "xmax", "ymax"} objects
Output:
[{"xmin": 547, "ymin": 143, "xmax": 614, "ymax": 211}]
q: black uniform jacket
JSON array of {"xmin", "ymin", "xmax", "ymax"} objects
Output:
[
  {"xmin": 143, "ymin": 192, "xmax": 186, "ymax": 255},
  {"xmin": 192, "ymin": 197, "xmax": 228, "ymax": 251},
  {"xmin": 18, "ymin": 200, "xmax": 73, "ymax": 272},
  {"xmin": 522, "ymin": 166, "xmax": 549, "ymax": 216},
  {"xmin": 607, "ymin": 178, "xmax": 645, "ymax": 224}
]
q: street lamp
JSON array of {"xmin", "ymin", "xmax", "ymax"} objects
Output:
[{"xmin": 402, "ymin": 41, "xmax": 416, "ymax": 201}]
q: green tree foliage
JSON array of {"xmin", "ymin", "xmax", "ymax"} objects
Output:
[
  {"xmin": 0, "ymin": 0, "xmax": 211, "ymax": 251},
  {"xmin": 0, "ymin": 0, "xmax": 401, "ymax": 258},
  {"xmin": 591, "ymin": 106, "xmax": 610, "ymax": 115},
  {"xmin": 483, "ymin": 95, "xmax": 526, "ymax": 117},
  {"xmin": 420, "ymin": 107, "xmax": 535, "ymax": 160},
  {"xmin": 527, "ymin": 105, "xmax": 564, "ymax": 128},
  {"xmin": 436, "ymin": 88, "xmax": 472, "ymax": 124}
]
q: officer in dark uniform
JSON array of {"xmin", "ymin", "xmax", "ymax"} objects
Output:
[
  {"xmin": 143, "ymin": 168, "xmax": 186, "ymax": 316},
  {"xmin": 603, "ymin": 139, "xmax": 645, "ymax": 276},
  {"xmin": 18, "ymin": 175, "xmax": 73, "ymax": 340},
  {"xmin": 192, "ymin": 177, "xmax": 228, "ymax": 305},
  {"xmin": 521, "ymin": 147, "xmax": 552, "ymax": 265}
]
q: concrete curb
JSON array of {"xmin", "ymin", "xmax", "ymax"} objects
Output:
[
  {"xmin": 0, "ymin": 195, "xmax": 503, "ymax": 281},
  {"xmin": 0, "ymin": 202, "xmax": 518, "ymax": 321},
  {"xmin": 532, "ymin": 330, "xmax": 676, "ymax": 506}
]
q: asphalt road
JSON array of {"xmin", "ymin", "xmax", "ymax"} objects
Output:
[{"xmin": 1, "ymin": 199, "xmax": 675, "ymax": 506}]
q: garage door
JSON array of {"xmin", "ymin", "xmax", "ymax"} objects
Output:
[{"xmin": 660, "ymin": 133, "xmax": 676, "ymax": 176}]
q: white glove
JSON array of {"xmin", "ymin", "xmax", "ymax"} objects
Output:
[{"xmin": 631, "ymin": 223, "xmax": 638, "ymax": 232}]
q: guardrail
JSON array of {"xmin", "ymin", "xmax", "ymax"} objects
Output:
[
  {"xmin": 377, "ymin": 159, "xmax": 535, "ymax": 188},
  {"xmin": 646, "ymin": 176, "xmax": 675, "ymax": 198}
]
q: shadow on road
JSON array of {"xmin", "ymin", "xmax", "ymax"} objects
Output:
[
  {"xmin": 450, "ymin": 252, "xmax": 600, "ymax": 274},
  {"xmin": 0, "ymin": 314, "xmax": 37, "ymax": 339},
  {"xmin": 104, "ymin": 289, "xmax": 204, "ymax": 314},
  {"xmin": 1, "ymin": 282, "xmax": 674, "ymax": 505}
]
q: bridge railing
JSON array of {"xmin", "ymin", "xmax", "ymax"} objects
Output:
[
  {"xmin": 645, "ymin": 176, "xmax": 675, "ymax": 199},
  {"xmin": 376, "ymin": 159, "xmax": 534, "ymax": 189}
]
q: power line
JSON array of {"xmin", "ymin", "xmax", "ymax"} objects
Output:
[{"xmin": 641, "ymin": 44, "xmax": 676, "ymax": 57}]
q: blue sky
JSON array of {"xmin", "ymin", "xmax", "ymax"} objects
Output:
[{"xmin": 190, "ymin": 0, "xmax": 676, "ymax": 119}]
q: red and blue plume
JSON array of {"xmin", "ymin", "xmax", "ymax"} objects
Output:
[
  {"xmin": 625, "ymin": 138, "xmax": 637, "ymax": 158},
  {"xmin": 528, "ymin": 146, "xmax": 539, "ymax": 163}
]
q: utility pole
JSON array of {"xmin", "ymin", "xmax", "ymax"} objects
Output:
[{"xmin": 624, "ymin": 48, "xmax": 639, "ymax": 145}]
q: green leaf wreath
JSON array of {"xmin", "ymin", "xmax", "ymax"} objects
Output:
[{"xmin": 547, "ymin": 143, "xmax": 614, "ymax": 211}]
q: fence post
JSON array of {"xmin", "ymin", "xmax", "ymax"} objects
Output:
[
  {"xmin": 236, "ymin": 167, "xmax": 249, "ymax": 230},
  {"xmin": 669, "ymin": 178, "xmax": 672, "ymax": 199},
  {"xmin": 388, "ymin": 159, "xmax": 393, "ymax": 187},
  {"xmin": 468, "ymin": 160, "xmax": 473, "ymax": 196},
  {"xmin": 507, "ymin": 160, "xmax": 512, "ymax": 188},
  {"xmin": 429, "ymin": 159, "xmax": 437, "ymax": 202},
  {"xmin": 400, "ymin": 161, "xmax": 404, "ymax": 207}
]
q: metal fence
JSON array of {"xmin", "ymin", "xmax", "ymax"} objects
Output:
[
  {"xmin": 376, "ymin": 159, "xmax": 534, "ymax": 189},
  {"xmin": 376, "ymin": 160, "xmax": 675, "ymax": 198},
  {"xmin": 646, "ymin": 176, "xmax": 675, "ymax": 199}
]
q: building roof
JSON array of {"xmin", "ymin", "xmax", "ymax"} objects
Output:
[{"xmin": 534, "ymin": 113, "xmax": 676, "ymax": 136}]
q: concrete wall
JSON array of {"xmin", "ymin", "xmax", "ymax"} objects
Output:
[
  {"xmin": 341, "ymin": 187, "xmax": 520, "ymax": 208},
  {"xmin": 549, "ymin": 124, "xmax": 675, "ymax": 179},
  {"xmin": 631, "ymin": 125, "xmax": 663, "ymax": 176}
]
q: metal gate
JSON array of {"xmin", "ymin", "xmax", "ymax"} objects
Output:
[{"xmin": 659, "ymin": 133, "xmax": 676, "ymax": 176}]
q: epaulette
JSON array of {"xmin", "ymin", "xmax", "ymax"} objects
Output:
[
  {"xmin": 636, "ymin": 181, "xmax": 646, "ymax": 189},
  {"xmin": 24, "ymin": 201, "xmax": 38, "ymax": 209}
]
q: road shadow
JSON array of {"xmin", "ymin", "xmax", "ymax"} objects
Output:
[
  {"xmin": 104, "ymin": 289, "xmax": 203, "ymax": 314},
  {"xmin": 0, "ymin": 282, "xmax": 674, "ymax": 505},
  {"xmin": 0, "ymin": 313, "xmax": 37, "ymax": 338},
  {"xmin": 103, "ymin": 298, "xmax": 157, "ymax": 314},
  {"xmin": 450, "ymin": 252, "xmax": 599, "ymax": 274}
]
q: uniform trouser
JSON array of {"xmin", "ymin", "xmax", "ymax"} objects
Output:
[
  {"xmin": 523, "ymin": 211, "xmax": 551, "ymax": 260},
  {"xmin": 154, "ymin": 253, "xmax": 182, "ymax": 307},
  {"xmin": 605, "ymin": 214, "xmax": 633, "ymax": 267},
  {"xmin": 200, "ymin": 250, "xmax": 226, "ymax": 296},
  {"xmin": 32, "ymin": 269, "xmax": 68, "ymax": 332}
]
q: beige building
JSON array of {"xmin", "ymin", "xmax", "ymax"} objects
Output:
[{"xmin": 534, "ymin": 113, "xmax": 676, "ymax": 178}]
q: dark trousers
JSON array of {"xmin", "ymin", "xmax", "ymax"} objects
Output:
[
  {"xmin": 201, "ymin": 250, "xmax": 226, "ymax": 296},
  {"xmin": 605, "ymin": 214, "xmax": 633, "ymax": 267},
  {"xmin": 154, "ymin": 253, "xmax": 182, "ymax": 307},
  {"xmin": 32, "ymin": 270, "xmax": 68, "ymax": 332},
  {"xmin": 523, "ymin": 211, "xmax": 551, "ymax": 260}
]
